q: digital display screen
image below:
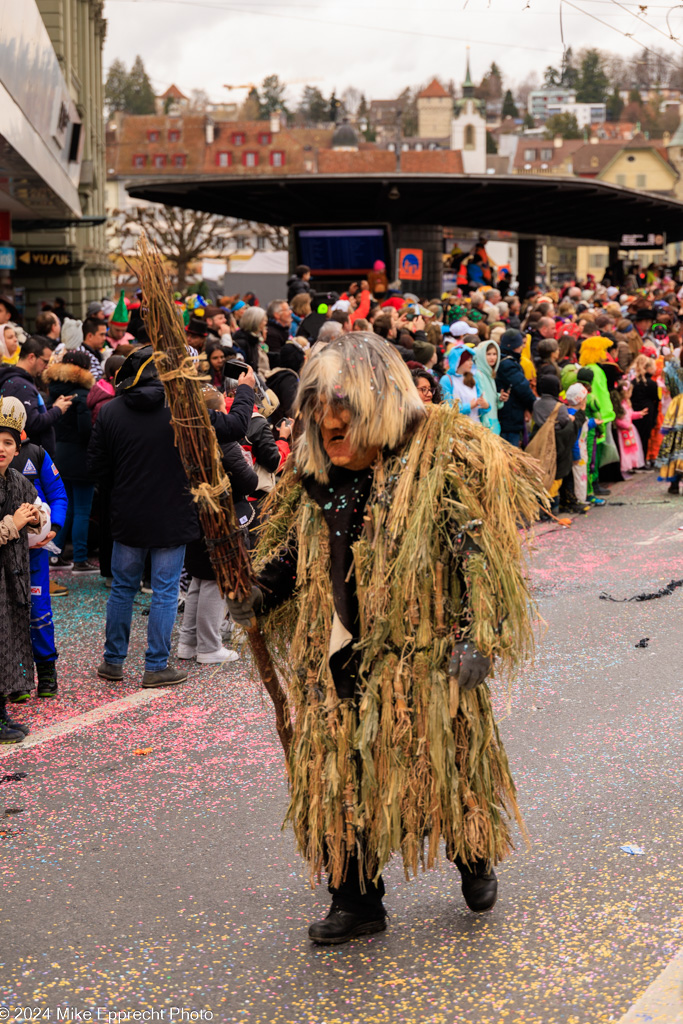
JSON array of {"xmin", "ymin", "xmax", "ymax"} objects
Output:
[{"xmin": 296, "ymin": 227, "xmax": 388, "ymax": 275}]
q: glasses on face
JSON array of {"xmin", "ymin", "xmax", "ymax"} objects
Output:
[{"xmin": 416, "ymin": 385, "xmax": 434, "ymax": 396}]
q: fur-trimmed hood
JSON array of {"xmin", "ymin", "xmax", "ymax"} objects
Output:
[{"xmin": 44, "ymin": 361, "xmax": 95, "ymax": 390}]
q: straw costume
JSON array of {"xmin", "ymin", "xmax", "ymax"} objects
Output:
[{"xmin": 230, "ymin": 334, "xmax": 544, "ymax": 944}]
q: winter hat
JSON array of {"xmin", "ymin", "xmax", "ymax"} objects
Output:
[
  {"xmin": 449, "ymin": 320, "xmax": 478, "ymax": 338},
  {"xmin": 373, "ymin": 260, "xmax": 386, "ymax": 271},
  {"xmin": 539, "ymin": 374, "xmax": 561, "ymax": 398},
  {"xmin": 576, "ymin": 367, "xmax": 594, "ymax": 385},
  {"xmin": 330, "ymin": 299, "xmax": 351, "ymax": 313},
  {"xmin": 565, "ymin": 383, "xmax": 588, "ymax": 407},
  {"xmin": 0, "ymin": 394, "xmax": 26, "ymax": 446},
  {"xmin": 62, "ymin": 318, "xmax": 84, "ymax": 350},
  {"xmin": 110, "ymin": 290, "xmax": 130, "ymax": 328},
  {"xmin": 86, "ymin": 301, "xmax": 104, "ymax": 318},
  {"xmin": 101, "ymin": 299, "xmax": 116, "ymax": 319},
  {"xmin": 412, "ymin": 340, "xmax": 436, "ymax": 366}
]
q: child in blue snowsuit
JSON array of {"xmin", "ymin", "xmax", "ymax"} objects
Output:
[{"xmin": 11, "ymin": 440, "xmax": 68, "ymax": 700}]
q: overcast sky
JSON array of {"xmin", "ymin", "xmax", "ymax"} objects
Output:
[{"xmin": 103, "ymin": 0, "xmax": 683, "ymax": 105}]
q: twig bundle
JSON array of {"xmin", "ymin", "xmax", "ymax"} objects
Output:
[{"xmin": 132, "ymin": 235, "xmax": 292, "ymax": 757}]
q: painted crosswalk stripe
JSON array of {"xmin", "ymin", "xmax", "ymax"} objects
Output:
[{"xmin": 0, "ymin": 689, "xmax": 166, "ymax": 757}]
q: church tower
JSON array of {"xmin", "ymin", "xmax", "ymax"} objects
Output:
[{"xmin": 451, "ymin": 50, "xmax": 487, "ymax": 173}]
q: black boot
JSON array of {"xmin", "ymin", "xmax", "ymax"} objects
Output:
[
  {"xmin": 308, "ymin": 901, "xmax": 387, "ymax": 945},
  {"xmin": 668, "ymin": 481, "xmax": 680, "ymax": 495},
  {"xmin": 456, "ymin": 857, "xmax": 498, "ymax": 912},
  {"xmin": 4, "ymin": 712, "xmax": 29, "ymax": 736},
  {"xmin": 36, "ymin": 661, "xmax": 58, "ymax": 699},
  {"xmin": 0, "ymin": 700, "xmax": 25, "ymax": 744}
]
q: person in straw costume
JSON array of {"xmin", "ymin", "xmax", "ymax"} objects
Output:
[{"xmin": 227, "ymin": 332, "xmax": 544, "ymax": 945}]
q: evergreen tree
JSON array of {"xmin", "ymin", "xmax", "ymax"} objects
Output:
[
  {"xmin": 104, "ymin": 59, "xmax": 129, "ymax": 117},
  {"xmin": 543, "ymin": 66, "xmax": 560, "ymax": 87},
  {"xmin": 561, "ymin": 47, "xmax": 579, "ymax": 89},
  {"xmin": 605, "ymin": 87, "xmax": 624, "ymax": 123},
  {"xmin": 259, "ymin": 75, "xmax": 288, "ymax": 119},
  {"xmin": 501, "ymin": 89, "xmax": 519, "ymax": 119},
  {"xmin": 575, "ymin": 49, "xmax": 609, "ymax": 103},
  {"xmin": 298, "ymin": 86, "xmax": 328, "ymax": 125},
  {"xmin": 545, "ymin": 112, "xmax": 581, "ymax": 139},
  {"xmin": 126, "ymin": 56, "xmax": 156, "ymax": 115},
  {"xmin": 486, "ymin": 131, "xmax": 498, "ymax": 154},
  {"xmin": 329, "ymin": 91, "xmax": 341, "ymax": 124},
  {"xmin": 240, "ymin": 87, "xmax": 261, "ymax": 121}
]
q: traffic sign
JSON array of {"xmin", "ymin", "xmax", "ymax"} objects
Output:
[
  {"xmin": 398, "ymin": 248, "xmax": 423, "ymax": 280},
  {"xmin": 0, "ymin": 247, "xmax": 16, "ymax": 270},
  {"xmin": 16, "ymin": 249, "xmax": 74, "ymax": 272}
]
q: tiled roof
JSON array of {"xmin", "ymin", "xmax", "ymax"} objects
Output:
[
  {"xmin": 513, "ymin": 138, "xmax": 583, "ymax": 171},
  {"xmin": 318, "ymin": 150, "xmax": 396, "ymax": 173},
  {"xmin": 417, "ymin": 79, "xmax": 450, "ymax": 100},
  {"xmin": 402, "ymin": 150, "xmax": 463, "ymax": 173},
  {"xmin": 160, "ymin": 84, "xmax": 188, "ymax": 100}
]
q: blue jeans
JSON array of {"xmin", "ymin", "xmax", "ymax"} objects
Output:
[
  {"xmin": 54, "ymin": 481, "xmax": 95, "ymax": 563},
  {"xmin": 501, "ymin": 430, "xmax": 523, "ymax": 448},
  {"xmin": 105, "ymin": 542, "xmax": 185, "ymax": 672}
]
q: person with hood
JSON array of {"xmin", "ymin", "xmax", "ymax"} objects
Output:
[
  {"xmin": 0, "ymin": 337, "xmax": 73, "ymax": 456},
  {"xmin": 45, "ymin": 351, "xmax": 97, "ymax": 574},
  {"xmin": 473, "ymin": 340, "xmax": 508, "ymax": 434},
  {"xmin": 265, "ymin": 343, "xmax": 305, "ymax": 424},
  {"xmin": 86, "ymin": 345, "xmax": 256, "ymax": 689},
  {"xmin": 286, "ymin": 265, "xmax": 311, "ymax": 302},
  {"xmin": 496, "ymin": 330, "xmax": 536, "ymax": 447},
  {"xmin": 440, "ymin": 344, "xmax": 486, "ymax": 422},
  {"xmin": 0, "ymin": 323, "xmax": 22, "ymax": 365}
]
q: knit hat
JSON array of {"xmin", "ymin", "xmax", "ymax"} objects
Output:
[
  {"xmin": 101, "ymin": 299, "xmax": 116, "ymax": 319},
  {"xmin": 0, "ymin": 395, "xmax": 26, "ymax": 446},
  {"xmin": 62, "ymin": 318, "xmax": 84, "ymax": 350},
  {"xmin": 565, "ymin": 383, "xmax": 588, "ymax": 407},
  {"xmin": 110, "ymin": 290, "xmax": 129, "ymax": 328},
  {"xmin": 539, "ymin": 374, "xmax": 560, "ymax": 398},
  {"xmin": 412, "ymin": 340, "xmax": 436, "ymax": 366},
  {"xmin": 576, "ymin": 367, "xmax": 594, "ymax": 385},
  {"xmin": 86, "ymin": 301, "xmax": 104, "ymax": 318}
]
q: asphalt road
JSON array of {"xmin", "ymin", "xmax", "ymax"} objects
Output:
[{"xmin": 2, "ymin": 472, "xmax": 683, "ymax": 1024}]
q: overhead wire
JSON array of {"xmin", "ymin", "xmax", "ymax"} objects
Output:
[
  {"xmin": 561, "ymin": 0, "xmax": 683, "ymax": 70},
  {"xmin": 604, "ymin": 0, "xmax": 683, "ymax": 46}
]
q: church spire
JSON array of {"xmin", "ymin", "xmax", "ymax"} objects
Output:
[{"xmin": 463, "ymin": 46, "xmax": 475, "ymax": 99}]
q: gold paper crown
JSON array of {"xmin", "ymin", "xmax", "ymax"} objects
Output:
[{"xmin": 0, "ymin": 396, "xmax": 26, "ymax": 435}]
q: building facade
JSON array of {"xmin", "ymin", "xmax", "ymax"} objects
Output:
[{"xmin": 5, "ymin": 0, "xmax": 110, "ymax": 321}]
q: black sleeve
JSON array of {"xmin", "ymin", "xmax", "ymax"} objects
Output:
[
  {"xmin": 512, "ymin": 366, "xmax": 537, "ymax": 410},
  {"xmin": 257, "ymin": 532, "xmax": 299, "ymax": 612},
  {"xmin": 210, "ymin": 384, "xmax": 254, "ymax": 442},
  {"xmin": 76, "ymin": 395, "xmax": 93, "ymax": 442},
  {"xmin": 220, "ymin": 441, "xmax": 259, "ymax": 498},
  {"xmin": 248, "ymin": 416, "xmax": 281, "ymax": 473}
]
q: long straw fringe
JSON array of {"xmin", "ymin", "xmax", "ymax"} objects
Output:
[{"xmin": 256, "ymin": 404, "xmax": 543, "ymax": 888}]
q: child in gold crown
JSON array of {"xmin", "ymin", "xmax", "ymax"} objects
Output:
[{"xmin": 0, "ymin": 396, "xmax": 48, "ymax": 742}]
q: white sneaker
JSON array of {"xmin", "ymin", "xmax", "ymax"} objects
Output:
[
  {"xmin": 197, "ymin": 647, "xmax": 240, "ymax": 664},
  {"xmin": 177, "ymin": 644, "xmax": 197, "ymax": 660}
]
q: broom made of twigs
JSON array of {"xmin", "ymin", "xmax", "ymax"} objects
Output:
[{"xmin": 130, "ymin": 236, "xmax": 292, "ymax": 759}]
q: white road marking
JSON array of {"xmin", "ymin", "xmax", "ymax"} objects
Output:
[
  {"xmin": 618, "ymin": 948, "xmax": 683, "ymax": 1023},
  {"xmin": 0, "ymin": 689, "xmax": 166, "ymax": 757}
]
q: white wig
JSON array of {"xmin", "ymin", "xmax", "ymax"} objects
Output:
[{"xmin": 293, "ymin": 331, "xmax": 426, "ymax": 481}]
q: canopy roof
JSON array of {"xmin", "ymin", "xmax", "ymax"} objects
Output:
[{"xmin": 127, "ymin": 172, "xmax": 683, "ymax": 244}]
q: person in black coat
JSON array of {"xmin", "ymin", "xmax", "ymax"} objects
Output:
[
  {"xmin": 178, "ymin": 386, "xmax": 259, "ymax": 664},
  {"xmin": 265, "ymin": 343, "xmax": 304, "ymax": 423},
  {"xmin": 286, "ymin": 265, "xmax": 312, "ymax": 302},
  {"xmin": 265, "ymin": 300, "xmax": 291, "ymax": 356},
  {"xmin": 0, "ymin": 337, "xmax": 73, "ymax": 455},
  {"xmin": 496, "ymin": 330, "xmax": 536, "ymax": 448},
  {"xmin": 86, "ymin": 345, "xmax": 256, "ymax": 689},
  {"xmin": 45, "ymin": 352, "xmax": 96, "ymax": 572},
  {"xmin": 631, "ymin": 355, "xmax": 659, "ymax": 462}
]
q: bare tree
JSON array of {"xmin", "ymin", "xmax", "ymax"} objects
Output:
[
  {"xmin": 515, "ymin": 71, "xmax": 540, "ymax": 111},
  {"xmin": 112, "ymin": 204, "xmax": 287, "ymax": 292},
  {"xmin": 189, "ymin": 88, "xmax": 210, "ymax": 112},
  {"xmin": 341, "ymin": 87, "xmax": 361, "ymax": 118}
]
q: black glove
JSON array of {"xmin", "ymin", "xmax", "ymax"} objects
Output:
[
  {"xmin": 226, "ymin": 585, "xmax": 263, "ymax": 628},
  {"xmin": 448, "ymin": 641, "xmax": 491, "ymax": 691}
]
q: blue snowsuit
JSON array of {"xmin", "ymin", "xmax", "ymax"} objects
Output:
[{"xmin": 13, "ymin": 442, "xmax": 68, "ymax": 664}]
